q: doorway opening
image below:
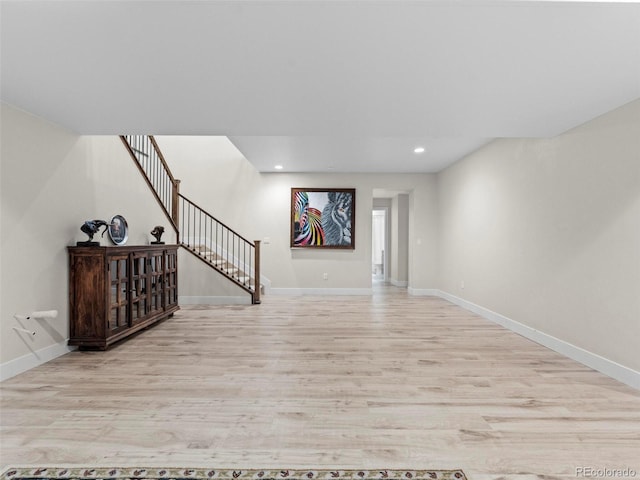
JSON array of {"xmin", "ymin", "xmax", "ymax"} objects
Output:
[{"xmin": 372, "ymin": 208, "xmax": 388, "ymax": 283}]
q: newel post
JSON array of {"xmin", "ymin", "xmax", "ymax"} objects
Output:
[
  {"xmin": 172, "ymin": 179, "xmax": 181, "ymax": 236},
  {"xmin": 253, "ymin": 240, "xmax": 261, "ymax": 304}
]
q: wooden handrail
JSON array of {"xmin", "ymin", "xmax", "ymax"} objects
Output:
[
  {"xmin": 171, "ymin": 179, "xmax": 181, "ymax": 234},
  {"xmin": 120, "ymin": 136, "xmax": 178, "ymax": 233}
]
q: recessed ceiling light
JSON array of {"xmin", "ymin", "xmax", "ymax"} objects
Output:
[
  {"xmin": 414, "ymin": 147, "xmax": 425, "ymax": 154},
  {"xmin": 274, "ymin": 165, "xmax": 284, "ymax": 170}
]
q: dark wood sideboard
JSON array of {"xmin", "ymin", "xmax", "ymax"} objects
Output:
[{"xmin": 68, "ymin": 245, "xmax": 179, "ymax": 350}]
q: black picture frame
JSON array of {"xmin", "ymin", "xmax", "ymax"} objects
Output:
[
  {"xmin": 291, "ymin": 188, "xmax": 356, "ymax": 249},
  {"xmin": 108, "ymin": 215, "xmax": 129, "ymax": 246}
]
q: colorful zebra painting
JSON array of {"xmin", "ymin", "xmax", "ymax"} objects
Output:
[
  {"xmin": 293, "ymin": 191, "xmax": 325, "ymax": 246},
  {"xmin": 291, "ymin": 188, "xmax": 356, "ymax": 249}
]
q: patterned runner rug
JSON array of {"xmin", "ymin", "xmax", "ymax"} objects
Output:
[{"xmin": 0, "ymin": 469, "xmax": 467, "ymax": 480}]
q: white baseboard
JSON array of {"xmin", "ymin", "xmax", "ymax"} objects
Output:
[
  {"xmin": 179, "ymin": 295, "xmax": 251, "ymax": 305},
  {"xmin": 408, "ymin": 287, "xmax": 440, "ymax": 296},
  {"xmin": 390, "ymin": 279, "xmax": 408, "ymax": 287},
  {"xmin": 1, "ymin": 339, "xmax": 76, "ymax": 382},
  {"xmin": 436, "ymin": 290, "xmax": 640, "ymax": 391},
  {"xmin": 269, "ymin": 288, "xmax": 373, "ymax": 296}
]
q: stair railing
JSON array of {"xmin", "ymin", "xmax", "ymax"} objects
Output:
[
  {"xmin": 120, "ymin": 135, "xmax": 180, "ymax": 232},
  {"xmin": 179, "ymin": 194, "xmax": 260, "ymax": 303},
  {"xmin": 120, "ymin": 135, "xmax": 261, "ymax": 304}
]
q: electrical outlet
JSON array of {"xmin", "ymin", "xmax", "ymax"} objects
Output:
[
  {"xmin": 323, "ymin": 273, "xmax": 328, "ymax": 280},
  {"xmin": 461, "ymin": 280, "xmax": 465, "ymax": 289}
]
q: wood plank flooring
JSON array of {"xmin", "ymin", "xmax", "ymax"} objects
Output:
[{"xmin": 1, "ymin": 286, "xmax": 639, "ymax": 479}]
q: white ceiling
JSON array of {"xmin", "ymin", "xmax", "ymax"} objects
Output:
[{"xmin": 2, "ymin": 1, "xmax": 639, "ymax": 173}]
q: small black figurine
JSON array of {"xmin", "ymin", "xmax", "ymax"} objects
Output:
[
  {"xmin": 150, "ymin": 225, "xmax": 165, "ymax": 244},
  {"xmin": 78, "ymin": 219, "xmax": 109, "ymax": 246}
]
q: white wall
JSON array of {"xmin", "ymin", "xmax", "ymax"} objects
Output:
[
  {"xmin": 156, "ymin": 135, "xmax": 438, "ymax": 295},
  {"xmin": 437, "ymin": 99, "xmax": 640, "ymax": 374},
  {"xmin": 391, "ymin": 193, "xmax": 409, "ymax": 286},
  {"xmin": 408, "ymin": 178, "xmax": 439, "ymax": 295},
  {"xmin": 178, "ymin": 249, "xmax": 251, "ymax": 305},
  {"xmin": 0, "ymin": 104, "xmax": 174, "ymax": 374}
]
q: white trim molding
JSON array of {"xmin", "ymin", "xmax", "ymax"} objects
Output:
[
  {"xmin": 1, "ymin": 339, "xmax": 77, "ymax": 382},
  {"xmin": 436, "ymin": 290, "xmax": 640, "ymax": 391},
  {"xmin": 179, "ymin": 295, "xmax": 252, "ymax": 305},
  {"xmin": 407, "ymin": 287, "xmax": 440, "ymax": 296},
  {"xmin": 269, "ymin": 288, "xmax": 373, "ymax": 296},
  {"xmin": 390, "ymin": 278, "xmax": 408, "ymax": 287}
]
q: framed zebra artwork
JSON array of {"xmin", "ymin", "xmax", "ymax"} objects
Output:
[{"xmin": 291, "ymin": 188, "xmax": 356, "ymax": 249}]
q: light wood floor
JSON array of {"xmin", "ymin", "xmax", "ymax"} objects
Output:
[{"xmin": 2, "ymin": 286, "xmax": 639, "ymax": 479}]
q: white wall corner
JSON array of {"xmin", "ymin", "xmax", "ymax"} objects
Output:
[
  {"xmin": 435, "ymin": 290, "xmax": 640, "ymax": 391},
  {"xmin": 1, "ymin": 339, "xmax": 77, "ymax": 382},
  {"xmin": 179, "ymin": 295, "xmax": 252, "ymax": 305},
  {"xmin": 269, "ymin": 288, "xmax": 373, "ymax": 296}
]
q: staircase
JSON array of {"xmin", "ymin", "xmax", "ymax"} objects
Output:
[{"xmin": 120, "ymin": 135, "xmax": 261, "ymax": 304}]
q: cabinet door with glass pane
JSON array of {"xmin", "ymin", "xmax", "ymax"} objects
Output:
[
  {"xmin": 149, "ymin": 250, "xmax": 165, "ymax": 315},
  {"xmin": 130, "ymin": 251, "xmax": 149, "ymax": 325},
  {"xmin": 165, "ymin": 249, "xmax": 178, "ymax": 309},
  {"xmin": 108, "ymin": 253, "xmax": 130, "ymax": 334}
]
